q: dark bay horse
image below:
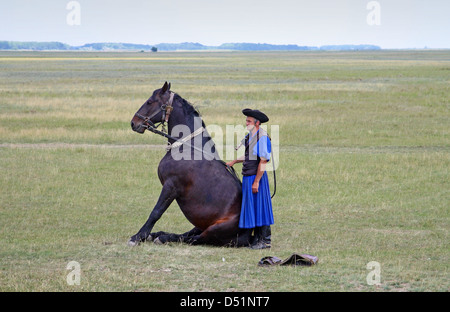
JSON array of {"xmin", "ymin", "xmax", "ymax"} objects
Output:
[{"xmin": 128, "ymin": 82, "xmax": 252, "ymax": 247}]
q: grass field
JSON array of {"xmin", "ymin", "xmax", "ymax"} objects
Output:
[{"xmin": 0, "ymin": 50, "xmax": 449, "ymax": 292}]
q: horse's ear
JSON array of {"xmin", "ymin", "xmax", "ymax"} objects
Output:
[{"xmin": 160, "ymin": 81, "xmax": 170, "ymax": 94}]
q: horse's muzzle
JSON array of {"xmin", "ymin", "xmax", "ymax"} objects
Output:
[{"xmin": 131, "ymin": 120, "xmax": 145, "ymax": 133}]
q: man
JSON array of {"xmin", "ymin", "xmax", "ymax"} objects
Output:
[{"xmin": 227, "ymin": 109, "xmax": 274, "ymax": 249}]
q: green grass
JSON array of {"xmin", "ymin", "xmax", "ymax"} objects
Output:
[{"xmin": 0, "ymin": 51, "xmax": 449, "ymax": 291}]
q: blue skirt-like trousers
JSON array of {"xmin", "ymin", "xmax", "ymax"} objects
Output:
[{"xmin": 239, "ymin": 172, "xmax": 274, "ymax": 229}]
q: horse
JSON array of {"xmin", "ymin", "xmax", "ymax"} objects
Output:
[{"xmin": 128, "ymin": 82, "xmax": 252, "ymax": 247}]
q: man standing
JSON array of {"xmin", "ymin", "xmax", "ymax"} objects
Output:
[{"xmin": 227, "ymin": 109, "xmax": 274, "ymax": 249}]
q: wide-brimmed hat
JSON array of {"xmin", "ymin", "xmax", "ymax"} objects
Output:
[{"xmin": 242, "ymin": 108, "xmax": 269, "ymax": 123}]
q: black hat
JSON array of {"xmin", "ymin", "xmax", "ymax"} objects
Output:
[{"xmin": 242, "ymin": 108, "xmax": 269, "ymax": 123}]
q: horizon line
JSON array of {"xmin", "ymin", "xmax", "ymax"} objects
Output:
[{"xmin": 1, "ymin": 40, "xmax": 449, "ymax": 50}]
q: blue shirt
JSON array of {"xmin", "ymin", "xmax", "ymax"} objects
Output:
[{"xmin": 249, "ymin": 131, "xmax": 271, "ymax": 161}]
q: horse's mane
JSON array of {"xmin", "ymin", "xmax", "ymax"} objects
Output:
[
  {"xmin": 175, "ymin": 94, "xmax": 201, "ymax": 117},
  {"xmin": 175, "ymin": 94, "xmax": 205, "ymax": 128},
  {"xmin": 174, "ymin": 93, "xmax": 241, "ymax": 183}
]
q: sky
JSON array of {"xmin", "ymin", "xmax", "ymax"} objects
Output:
[{"xmin": 0, "ymin": 0, "xmax": 449, "ymax": 49}]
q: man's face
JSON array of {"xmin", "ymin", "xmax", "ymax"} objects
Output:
[{"xmin": 246, "ymin": 117, "xmax": 257, "ymax": 131}]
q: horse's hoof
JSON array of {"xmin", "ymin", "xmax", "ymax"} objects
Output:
[
  {"xmin": 127, "ymin": 239, "xmax": 139, "ymax": 247},
  {"xmin": 153, "ymin": 237, "xmax": 163, "ymax": 245}
]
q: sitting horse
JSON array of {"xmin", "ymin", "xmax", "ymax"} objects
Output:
[{"xmin": 128, "ymin": 82, "xmax": 252, "ymax": 247}]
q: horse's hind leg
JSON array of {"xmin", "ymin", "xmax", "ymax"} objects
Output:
[
  {"xmin": 155, "ymin": 225, "xmax": 251, "ymax": 247},
  {"xmin": 154, "ymin": 227, "xmax": 203, "ymax": 244},
  {"xmin": 183, "ymin": 218, "xmax": 246, "ymax": 246},
  {"xmin": 147, "ymin": 231, "xmax": 171, "ymax": 241}
]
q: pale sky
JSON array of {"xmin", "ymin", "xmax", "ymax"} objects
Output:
[{"xmin": 0, "ymin": 0, "xmax": 449, "ymax": 49}]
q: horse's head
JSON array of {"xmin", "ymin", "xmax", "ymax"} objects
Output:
[{"xmin": 131, "ymin": 81, "xmax": 173, "ymax": 133}]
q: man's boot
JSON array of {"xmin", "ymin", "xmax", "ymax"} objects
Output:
[
  {"xmin": 261, "ymin": 225, "xmax": 271, "ymax": 246},
  {"xmin": 250, "ymin": 226, "xmax": 271, "ymax": 249}
]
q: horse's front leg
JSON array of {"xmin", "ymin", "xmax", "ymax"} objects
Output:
[{"xmin": 128, "ymin": 180, "xmax": 177, "ymax": 246}]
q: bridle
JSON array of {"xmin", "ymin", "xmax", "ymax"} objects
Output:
[{"xmin": 133, "ymin": 92, "xmax": 175, "ymax": 134}]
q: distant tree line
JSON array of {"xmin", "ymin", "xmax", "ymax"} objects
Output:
[
  {"xmin": 0, "ymin": 41, "xmax": 381, "ymax": 52},
  {"xmin": 0, "ymin": 41, "xmax": 71, "ymax": 50}
]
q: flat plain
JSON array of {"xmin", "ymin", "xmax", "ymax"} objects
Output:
[{"xmin": 0, "ymin": 50, "xmax": 448, "ymax": 291}]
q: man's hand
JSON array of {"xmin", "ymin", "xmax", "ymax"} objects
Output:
[
  {"xmin": 252, "ymin": 180, "xmax": 259, "ymax": 193},
  {"xmin": 226, "ymin": 156, "xmax": 244, "ymax": 167}
]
